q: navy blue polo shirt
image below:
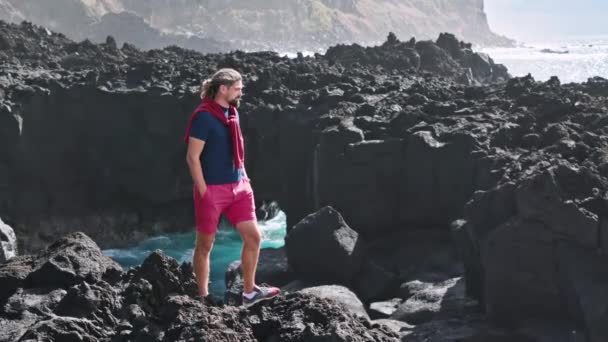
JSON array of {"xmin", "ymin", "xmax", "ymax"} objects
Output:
[{"xmin": 189, "ymin": 109, "xmax": 244, "ymax": 184}]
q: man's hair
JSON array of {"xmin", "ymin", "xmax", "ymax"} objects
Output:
[{"xmin": 200, "ymin": 68, "xmax": 242, "ymax": 99}]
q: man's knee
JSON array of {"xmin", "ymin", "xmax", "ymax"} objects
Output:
[
  {"xmin": 195, "ymin": 233, "xmax": 215, "ymax": 255},
  {"xmin": 238, "ymin": 221, "xmax": 261, "ymax": 247}
]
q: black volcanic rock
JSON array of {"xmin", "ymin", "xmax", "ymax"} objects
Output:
[
  {"xmin": 2, "ymin": 19, "xmax": 608, "ymax": 341},
  {"xmin": 0, "ymin": 218, "xmax": 16, "ymax": 262},
  {"xmin": 0, "ymin": 232, "xmax": 121, "ymax": 303},
  {"xmin": 285, "ymin": 206, "xmax": 365, "ymax": 284},
  {"xmin": 325, "ymin": 32, "xmax": 509, "ymax": 84},
  {"xmin": 0, "ymin": 232, "xmax": 398, "ymax": 341},
  {"xmin": 247, "ymin": 292, "xmax": 398, "ymax": 341}
]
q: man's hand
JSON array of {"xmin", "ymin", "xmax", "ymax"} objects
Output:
[
  {"xmin": 187, "ymin": 137, "xmax": 208, "ymax": 197},
  {"xmin": 198, "ymin": 184, "xmax": 207, "ymax": 198}
]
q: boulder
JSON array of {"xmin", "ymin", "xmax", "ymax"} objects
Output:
[
  {"xmin": 25, "ymin": 232, "xmax": 123, "ymax": 289},
  {"xmin": 298, "ymin": 285, "xmax": 370, "ymax": 320},
  {"xmin": 0, "ymin": 231, "xmax": 400, "ymax": 341},
  {"xmin": 391, "ymin": 277, "xmax": 473, "ymax": 324},
  {"xmin": 369, "ymin": 298, "xmax": 403, "ymax": 319},
  {"xmin": 0, "ymin": 217, "xmax": 17, "ymax": 262},
  {"xmin": 285, "ymin": 206, "xmax": 365, "ymax": 284}
]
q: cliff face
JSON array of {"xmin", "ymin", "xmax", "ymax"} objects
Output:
[
  {"xmin": 120, "ymin": 0, "xmax": 513, "ymax": 48},
  {"xmin": 351, "ymin": 0, "xmax": 501, "ymax": 45},
  {"xmin": 0, "ymin": 0, "xmax": 513, "ymax": 53},
  {"xmin": 0, "ymin": 0, "xmax": 23, "ymax": 23},
  {"xmin": 0, "ymin": 0, "xmax": 228, "ymax": 53}
]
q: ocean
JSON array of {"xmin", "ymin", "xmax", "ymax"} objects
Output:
[
  {"xmin": 281, "ymin": 36, "xmax": 608, "ymax": 84},
  {"xmin": 481, "ymin": 35, "xmax": 608, "ymax": 83},
  {"xmin": 102, "ymin": 210, "xmax": 287, "ymax": 297}
]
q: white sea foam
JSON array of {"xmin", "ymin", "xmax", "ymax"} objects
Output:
[{"xmin": 481, "ymin": 36, "xmax": 608, "ymax": 83}]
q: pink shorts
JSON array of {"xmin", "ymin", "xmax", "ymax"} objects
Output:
[{"xmin": 193, "ymin": 178, "xmax": 257, "ymax": 235}]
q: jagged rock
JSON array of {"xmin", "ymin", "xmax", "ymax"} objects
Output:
[
  {"xmin": 24, "ymin": 232, "xmax": 122, "ymax": 289},
  {"xmin": 247, "ymin": 292, "xmax": 398, "ymax": 341},
  {"xmin": 583, "ymin": 76, "xmax": 608, "ymax": 96},
  {"xmin": 391, "ymin": 277, "xmax": 474, "ymax": 325},
  {"xmin": 353, "ymin": 260, "xmax": 400, "ymax": 303},
  {"xmin": 372, "ymin": 318, "xmax": 413, "ymax": 337},
  {"xmin": 557, "ymin": 244, "xmax": 608, "ymax": 342},
  {"xmin": 416, "ymin": 40, "xmax": 462, "ymax": 76},
  {"xmin": 369, "ymin": 298, "xmax": 403, "ymax": 319},
  {"xmin": 0, "ymin": 232, "xmax": 400, "ymax": 341},
  {"xmin": 255, "ymin": 200, "xmax": 281, "ymax": 221},
  {"xmin": 285, "ymin": 206, "xmax": 365, "ymax": 284},
  {"xmin": 3, "ymin": 287, "xmax": 66, "ymax": 317},
  {"xmin": 17, "ymin": 316, "xmax": 112, "ymax": 341},
  {"xmin": 129, "ymin": 250, "xmax": 199, "ymax": 303},
  {"xmin": 325, "ymin": 41, "xmax": 421, "ymax": 71},
  {"xmin": 401, "ymin": 130, "xmax": 481, "ymax": 226},
  {"xmin": 460, "ymin": 160, "xmax": 608, "ymax": 341},
  {"xmin": 0, "ymin": 254, "xmax": 34, "ymax": 302},
  {"xmin": 55, "ymin": 280, "xmax": 120, "ymax": 326},
  {"xmin": 436, "ymin": 33, "xmax": 464, "ymax": 60},
  {"xmin": 297, "ymin": 285, "xmax": 370, "ymax": 320},
  {"xmin": 0, "ymin": 232, "xmax": 121, "ymax": 303},
  {"xmin": 0, "ymin": 217, "xmax": 17, "ymax": 262}
]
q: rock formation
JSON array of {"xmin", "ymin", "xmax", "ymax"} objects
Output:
[
  {"xmin": 0, "ymin": 232, "xmax": 397, "ymax": 341},
  {"xmin": 0, "ymin": 0, "xmax": 513, "ymax": 53},
  {"xmin": 2, "ymin": 19, "xmax": 608, "ymax": 341},
  {"xmin": 0, "ymin": 217, "xmax": 17, "ymax": 262},
  {"xmin": 0, "ymin": 21, "xmax": 507, "ymax": 252}
]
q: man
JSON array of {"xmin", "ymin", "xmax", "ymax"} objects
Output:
[{"xmin": 184, "ymin": 68, "xmax": 280, "ymax": 307}]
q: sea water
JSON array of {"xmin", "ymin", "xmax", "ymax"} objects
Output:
[
  {"xmin": 102, "ymin": 211, "xmax": 287, "ymax": 297},
  {"xmin": 282, "ymin": 36, "xmax": 608, "ymax": 84},
  {"xmin": 481, "ymin": 35, "xmax": 608, "ymax": 83}
]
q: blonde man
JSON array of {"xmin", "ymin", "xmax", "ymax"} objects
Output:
[{"xmin": 184, "ymin": 68, "xmax": 280, "ymax": 306}]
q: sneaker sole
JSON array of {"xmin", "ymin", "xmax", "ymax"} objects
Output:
[{"xmin": 242, "ymin": 292, "xmax": 280, "ymax": 308}]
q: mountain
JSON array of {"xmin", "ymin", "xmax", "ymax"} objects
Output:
[
  {"xmin": 0, "ymin": 0, "xmax": 23, "ymax": 23},
  {"xmin": 0, "ymin": 0, "xmax": 229, "ymax": 53},
  {"xmin": 0, "ymin": 0, "xmax": 514, "ymax": 53},
  {"xmin": 119, "ymin": 0, "xmax": 514, "ymax": 50}
]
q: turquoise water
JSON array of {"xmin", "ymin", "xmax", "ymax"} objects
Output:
[{"xmin": 102, "ymin": 211, "xmax": 287, "ymax": 297}]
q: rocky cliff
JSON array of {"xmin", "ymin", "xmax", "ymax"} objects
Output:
[
  {"xmin": 0, "ymin": 0, "xmax": 513, "ymax": 53},
  {"xmin": 2, "ymin": 19, "xmax": 608, "ymax": 341},
  {"xmin": 0, "ymin": 21, "xmax": 508, "ymax": 252}
]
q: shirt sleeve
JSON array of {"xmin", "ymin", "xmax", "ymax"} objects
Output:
[{"xmin": 189, "ymin": 112, "xmax": 211, "ymax": 141}]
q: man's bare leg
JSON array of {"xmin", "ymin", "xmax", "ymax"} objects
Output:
[
  {"xmin": 235, "ymin": 220, "xmax": 261, "ymax": 293},
  {"xmin": 193, "ymin": 232, "xmax": 215, "ymax": 296}
]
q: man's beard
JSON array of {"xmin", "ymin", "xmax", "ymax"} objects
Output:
[{"xmin": 228, "ymin": 97, "xmax": 241, "ymax": 108}]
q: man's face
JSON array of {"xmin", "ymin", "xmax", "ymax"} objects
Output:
[{"xmin": 222, "ymin": 80, "xmax": 243, "ymax": 107}]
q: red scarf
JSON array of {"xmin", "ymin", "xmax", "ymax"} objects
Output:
[{"xmin": 183, "ymin": 97, "xmax": 245, "ymax": 170}]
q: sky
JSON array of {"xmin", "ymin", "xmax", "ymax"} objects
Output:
[{"xmin": 484, "ymin": 0, "xmax": 608, "ymax": 42}]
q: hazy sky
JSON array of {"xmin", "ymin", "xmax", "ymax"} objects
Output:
[{"xmin": 485, "ymin": 0, "xmax": 608, "ymax": 42}]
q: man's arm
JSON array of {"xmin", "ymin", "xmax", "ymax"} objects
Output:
[{"xmin": 186, "ymin": 137, "xmax": 207, "ymax": 196}]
